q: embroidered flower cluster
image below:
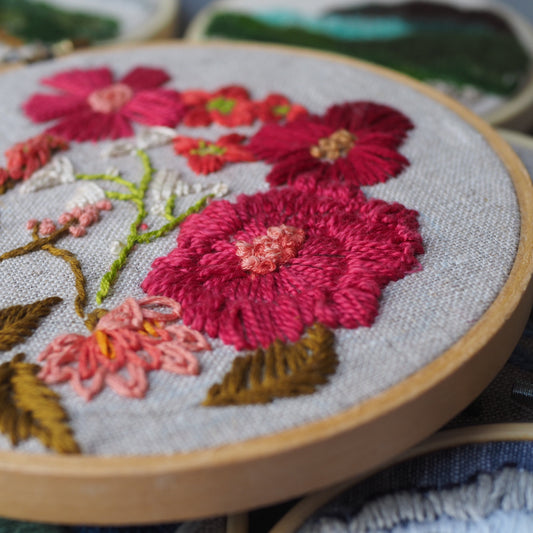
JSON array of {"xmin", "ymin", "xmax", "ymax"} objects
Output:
[{"xmin": 0, "ymin": 61, "xmax": 423, "ymax": 437}]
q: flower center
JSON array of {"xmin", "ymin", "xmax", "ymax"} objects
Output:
[
  {"xmin": 206, "ymin": 96, "xmax": 236, "ymax": 115},
  {"xmin": 273, "ymin": 104, "xmax": 290, "ymax": 117},
  {"xmin": 88, "ymin": 83, "xmax": 133, "ymax": 113},
  {"xmin": 235, "ymin": 224, "xmax": 305, "ymax": 275},
  {"xmin": 190, "ymin": 140, "xmax": 227, "ymax": 157},
  {"xmin": 310, "ymin": 129, "xmax": 356, "ymax": 160}
]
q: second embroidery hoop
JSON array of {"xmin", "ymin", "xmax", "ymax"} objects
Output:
[{"xmin": 0, "ymin": 41, "xmax": 530, "ymax": 525}]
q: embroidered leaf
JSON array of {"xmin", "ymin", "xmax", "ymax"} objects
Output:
[
  {"xmin": 0, "ymin": 354, "xmax": 79, "ymax": 453},
  {"xmin": 203, "ymin": 323, "xmax": 338, "ymax": 406},
  {"xmin": 0, "ymin": 297, "xmax": 62, "ymax": 351}
]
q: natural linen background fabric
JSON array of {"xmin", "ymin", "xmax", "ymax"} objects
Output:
[{"xmin": 0, "ymin": 44, "xmax": 520, "ymax": 455}]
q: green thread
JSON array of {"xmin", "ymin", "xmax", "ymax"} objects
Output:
[
  {"xmin": 206, "ymin": 96, "xmax": 237, "ymax": 114},
  {"xmin": 77, "ymin": 150, "xmax": 213, "ymax": 305},
  {"xmin": 191, "ymin": 140, "xmax": 227, "ymax": 157},
  {"xmin": 273, "ymin": 104, "xmax": 291, "ymax": 116}
]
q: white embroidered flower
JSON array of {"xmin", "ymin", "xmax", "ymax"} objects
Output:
[
  {"xmin": 110, "ymin": 240, "xmax": 124, "ymax": 256},
  {"xmin": 102, "ymin": 127, "xmax": 176, "ymax": 158},
  {"xmin": 210, "ymin": 182, "xmax": 229, "ymax": 198},
  {"xmin": 65, "ymin": 182, "xmax": 107, "ymax": 211},
  {"xmin": 19, "ymin": 156, "xmax": 75, "ymax": 194},
  {"xmin": 151, "ymin": 168, "xmax": 182, "ymax": 204}
]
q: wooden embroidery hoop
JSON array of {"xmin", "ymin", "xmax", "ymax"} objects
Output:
[
  {"xmin": 185, "ymin": 0, "xmax": 533, "ymax": 130},
  {"xmin": 0, "ymin": 41, "xmax": 531, "ymax": 526}
]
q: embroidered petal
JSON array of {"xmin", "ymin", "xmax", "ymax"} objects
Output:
[
  {"xmin": 41, "ymin": 67, "xmax": 114, "ymax": 97},
  {"xmin": 119, "ymin": 67, "xmax": 171, "ymax": 91}
]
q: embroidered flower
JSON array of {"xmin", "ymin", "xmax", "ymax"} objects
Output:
[
  {"xmin": 255, "ymin": 93, "xmax": 308, "ymax": 122},
  {"xmin": 249, "ymin": 101, "xmax": 413, "ymax": 187},
  {"xmin": 5, "ymin": 133, "xmax": 69, "ymax": 182},
  {"xmin": 142, "ymin": 181, "xmax": 423, "ymax": 350},
  {"xmin": 181, "ymin": 85, "xmax": 255, "ymax": 127},
  {"xmin": 173, "ymin": 133, "xmax": 255, "ymax": 175},
  {"xmin": 23, "ymin": 66, "xmax": 185, "ymax": 142},
  {"xmin": 38, "ymin": 297, "xmax": 211, "ymax": 400}
]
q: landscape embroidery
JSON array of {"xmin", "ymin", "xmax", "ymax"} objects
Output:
[{"xmin": 0, "ymin": 64, "xmax": 423, "ymax": 453}]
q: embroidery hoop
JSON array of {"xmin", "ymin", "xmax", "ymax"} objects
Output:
[
  {"xmin": 185, "ymin": 0, "xmax": 533, "ymax": 130},
  {"xmin": 0, "ymin": 41, "xmax": 531, "ymax": 525}
]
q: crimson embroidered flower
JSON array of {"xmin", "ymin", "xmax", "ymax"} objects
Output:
[
  {"xmin": 249, "ymin": 101, "xmax": 413, "ymax": 187},
  {"xmin": 142, "ymin": 180, "xmax": 423, "ymax": 350},
  {"xmin": 181, "ymin": 85, "xmax": 255, "ymax": 127},
  {"xmin": 173, "ymin": 133, "xmax": 255, "ymax": 175},
  {"xmin": 255, "ymin": 93, "xmax": 308, "ymax": 122},
  {"xmin": 23, "ymin": 66, "xmax": 185, "ymax": 142},
  {"xmin": 5, "ymin": 133, "xmax": 68, "ymax": 181},
  {"xmin": 38, "ymin": 297, "xmax": 211, "ymax": 400}
]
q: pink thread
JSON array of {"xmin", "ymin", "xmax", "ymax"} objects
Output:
[
  {"xmin": 39, "ymin": 218, "xmax": 56, "ymax": 235},
  {"xmin": 235, "ymin": 225, "xmax": 305, "ymax": 274},
  {"xmin": 142, "ymin": 183, "xmax": 424, "ymax": 350},
  {"xmin": 249, "ymin": 101, "xmax": 414, "ymax": 188},
  {"xmin": 38, "ymin": 296, "xmax": 211, "ymax": 401},
  {"xmin": 26, "ymin": 219, "xmax": 38, "ymax": 230},
  {"xmin": 23, "ymin": 66, "xmax": 185, "ymax": 142},
  {"xmin": 87, "ymin": 83, "xmax": 133, "ymax": 113}
]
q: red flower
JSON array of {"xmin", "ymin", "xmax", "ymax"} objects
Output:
[
  {"xmin": 142, "ymin": 179, "xmax": 423, "ymax": 350},
  {"xmin": 38, "ymin": 297, "xmax": 211, "ymax": 400},
  {"xmin": 23, "ymin": 66, "xmax": 185, "ymax": 142},
  {"xmin": 5, "ymin": 133, "xmax": 68, "ymax": 181},
  {"xmin": 173, "ymin": 133, "xmax": 255, "ymax": 175},
  {"xmin": 255, "ymin": 93, "xmax": 308, "ymax": 122},
  {"xmin": 181, "ymin": 85, "xmax": 255, "ymax": 127},
  {"xmin": 249, "ymin": 101, "xmax": 413, "ymax": 187}
]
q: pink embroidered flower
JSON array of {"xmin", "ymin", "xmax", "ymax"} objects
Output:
[
  {"xmin": 181, "ymin": 85, "xmax": 255, "ymax": 127},
  {"xmin": 23, "ymin": 66, "xmax": 185, "ymax": 142},
  {"xmin": 249, "ymin": 101, "xmax": 413, "ymax": 187},
  {"xmin": 5, "ymin": 133, "xmax": 68, "ymax": 181},
  {"xmin": 173, "ymin": 133, "xmax": 255, "ymax": 175},
  {"xmin": 255, "ymin": 93, "xmax": 308, "ymax": 123},
  {"xmin": 38, "ymin": 297, "xmax": 211, "ymax": 401},
  {"xmin": 142, "ymin": 180, "xmax": 423, "ymax": 350}
]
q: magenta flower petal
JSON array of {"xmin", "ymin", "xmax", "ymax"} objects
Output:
[
  {"xmin": 119, "ymin": 67, "xmax": 171, "ymax": 91},
  {"xmin": 142, "ymin": 185, "xmax": 424, "ymax": 350},
  {"xmin": 41, "ymin": 67, "xmax": 114, "ymax": 97}
]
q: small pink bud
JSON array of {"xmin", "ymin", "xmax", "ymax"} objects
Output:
[
  {"xmin": 39, "ymin": 218, "xmax": 56, "ymax": 235},
  {"xmin": 26, "ymin": 219, "xmax": 38, "ymax": 230},
  {"xmin": 69, "ymin": 225, "xmax": 87, "ymax": 238},
  {"xmin": 58, "ymin": 212, "xmax": 74, "ymax": 225},
  {"xmin": 95, "ymin": 199, "xmax": 112, "ymax": 211}
]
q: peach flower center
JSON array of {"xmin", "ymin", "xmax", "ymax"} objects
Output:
[
  {"xmin": 235, "ymin": 224, "xmax": 305, "ymax": 275},
  {"xmin": 88, "ymin": 83, "xmax": 133, "ymax": 113},
  {"xmin": 310, "ymin": 129, "xmax": 356, "ymax": 160}
]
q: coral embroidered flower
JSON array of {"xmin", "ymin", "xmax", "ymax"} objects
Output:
[
  {"xmin": 142, "ymin": 181, "xmax": 424, "ymax": 350},
  {"xmin": 37, "ymin": 297, "xmax": 211, "ymax": 400},
  {"xmin": 5, "ymin": 133, "xmax": 69, "ymax": 181},
  {"xmin": 249, "ymin": 101, "xmax": 414, "ymax": 187},
  {"xmin": 23, "ymin": 66, "xmax": 185, "ymax": 142},
  {"xmin": 173, "ymin": 133, "xmax": 255, "ymax": 175},
  {"xmin": 181, "ymin": 85, "xmax": 255, "ymax": 127},
  {"xmin": 255, "ymin": 93, "xmax": 308, "ymax": 123}
]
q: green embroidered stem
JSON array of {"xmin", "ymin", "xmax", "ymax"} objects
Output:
[{"xmin": 77, "ymin": 150, "xmax": 213, "ymax": 305}]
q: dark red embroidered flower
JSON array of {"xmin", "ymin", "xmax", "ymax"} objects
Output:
[
  {"xmin": 181, "ymin": 85, "xmax": 255, "ymax": 127},
  {"xmin": 255, "ymin": 93, "xmax": 308, "ymax": 122},
  {"xmin": 249, "ymin": 101, "xmax": 413, "ymax": 187},
  {"xmin": 142, "ymin": 180, "xmax": 423, "ymax": 350},
  {"xmin": 5, "ymin": 133, "xmax": 68, "ymax": 180},
  {"xmin": 173, "ymin": 133, "xmax": 255, "ymax": 175},
  {"xmin": 23, "ymin": 66, "xmax": 185, "ymax": 142}
]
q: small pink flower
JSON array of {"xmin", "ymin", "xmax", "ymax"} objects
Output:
[
  {"xmin": 39, "ymin": 218, "xmax": 56, "ymax": 235},
  {"xmin": 24, "ymin": 66, "xmax": 185, "ymax": 142},
  {"xmin": 38, "ymin": 296, "xmax": 211, "ymax": 400}
]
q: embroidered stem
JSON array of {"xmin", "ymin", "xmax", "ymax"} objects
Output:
[
  {"xmin": 42, "ymin": 244, "xmax": 86, "ymax": 318},
  {"xmin": 77, "ymin": 150, "xmax": 213, "ymax": 305}
]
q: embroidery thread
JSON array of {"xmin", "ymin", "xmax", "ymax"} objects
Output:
[
  {"xmin": 249, "ymin": 101, "xmax": 413, "ymax": 187},
  {"xmin": 203, "ymin": 323, "xmax": 338, "ymax": 406},
  {"xmin": 0, "ymin": 353, "xmax": 79, "ymax": 454},
  {"xmin": 142, "ymin": 180, "xmax": 424, "ymax": 350},
  {"xmin": 0, "ymin": 297, "xmax": 62, "ymax": 352},
  {"xmin": 173, "ymin": 133, "xmax": 255, "ymax": 175},
  {"xmin": 38, "ymin": 297, "xmax": 211, "ymax": 401},
  {"xmin": 23, "ymin": 66, "xmax": 185, "ymax": 141}
]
